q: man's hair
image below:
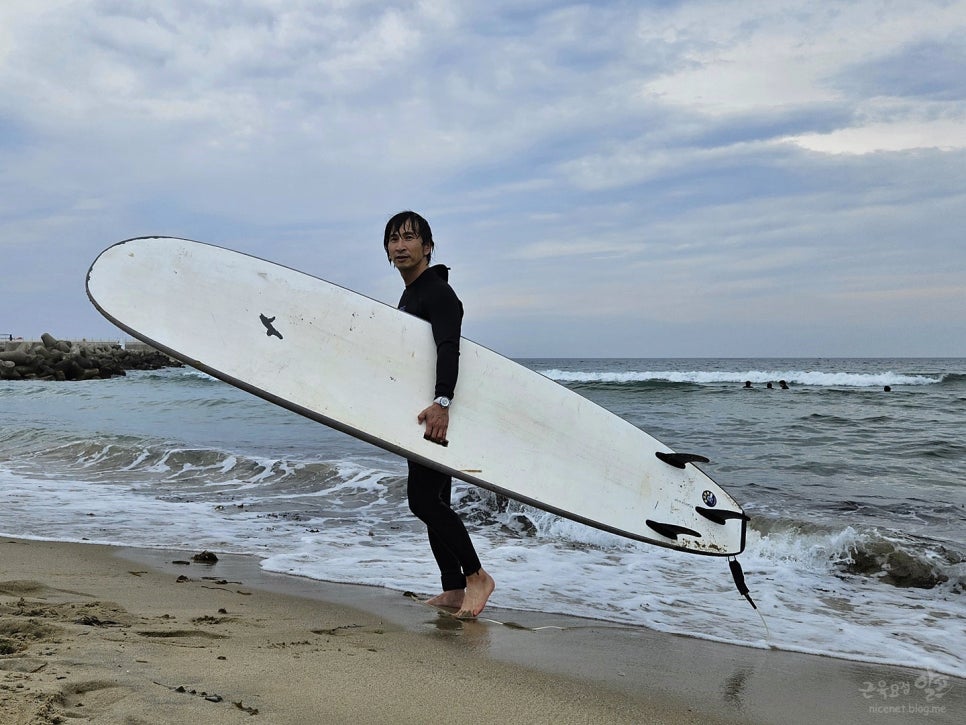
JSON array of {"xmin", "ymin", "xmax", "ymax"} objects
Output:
[{"xmin": 384, "ymin": 211, "xmax": 434, "ymax": 263}]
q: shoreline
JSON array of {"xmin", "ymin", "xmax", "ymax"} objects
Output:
[{"xmin": 1, "ymin": 538, "xmax": 961, "ymax": 723}]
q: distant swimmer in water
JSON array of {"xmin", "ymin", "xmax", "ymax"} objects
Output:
[
  {"xmin": 884, "ymin": 385, "xmax": 892, "ymax": 392},
  {"xmin": 779, "ymin": 380, "xmax": 789, "ymax": 390},
  {"xmin": 766, "ymin": 382, "xmax": 773, "ymax": 389},
  {"xmin": 743, "ymin": 381, "xmax": 752, "ymax": 389}
]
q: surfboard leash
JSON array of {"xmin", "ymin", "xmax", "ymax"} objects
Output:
[
  {"xmin": 729, "ymin": 556, "xmax": 771, "ymax": 639},
  {"xmin": 728, "ymin": 556, "xmax": 755, "ymax": 608}
]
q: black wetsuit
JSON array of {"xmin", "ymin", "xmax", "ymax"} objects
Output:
[{"xmin": 398, "ymin": 265, "xmax": 482, "ymax": 591}]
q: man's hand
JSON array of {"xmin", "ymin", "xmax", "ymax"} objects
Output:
[{"xmin": 418, "ymin": 402, "xmax": 449, "ymax": 444}]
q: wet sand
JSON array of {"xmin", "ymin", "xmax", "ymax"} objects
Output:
[{"xmin": 1, "ymin": 538, "xmax": 961, "ymax": 724}]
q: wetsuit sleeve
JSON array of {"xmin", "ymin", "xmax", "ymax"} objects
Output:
[{"xmin": 428, "ymin": 286, "xmax": 462, "ymax": 399}]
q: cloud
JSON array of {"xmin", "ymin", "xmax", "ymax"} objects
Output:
[
  {"xmin": 635, "ymin": 1, "xmax": 966, "ymax": 157},
  {"xmin": 0, "ymin": 0, "xmax": 964, "ymax": 355},
  {"xmin": 784, "ymin": 118, "xmax": 966, "ymax": 154}
]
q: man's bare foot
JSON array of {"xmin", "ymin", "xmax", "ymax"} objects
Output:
[
  {"xmin": 455, "ymin": 569, "xmax": 495, "ymax": 619},
  {"xmin": 426, "ymin": 589, "xmax": 464, "ymax": 609}
]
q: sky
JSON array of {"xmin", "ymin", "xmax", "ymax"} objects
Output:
[{"xmin": 2, "ymin": 0, "xmax": 965, "ymax": 358}]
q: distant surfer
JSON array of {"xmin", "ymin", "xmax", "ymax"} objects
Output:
[{"xmin": 384, "ymin": 211, "xmax": 495, "ymax": 619}]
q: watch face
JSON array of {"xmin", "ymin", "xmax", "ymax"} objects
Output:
[{"xmin": 436, "ymin": 397, "xmax": 450, "ymax": 408}]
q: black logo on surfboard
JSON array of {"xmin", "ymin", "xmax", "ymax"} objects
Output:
[{"xmin": 259, "ymin": 314, "xmax": 283, "ymax": 340}]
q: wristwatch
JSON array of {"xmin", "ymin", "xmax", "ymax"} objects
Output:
[{"xmin": 433, "ymin": 396, "xmax": 451, "ymax": 409}]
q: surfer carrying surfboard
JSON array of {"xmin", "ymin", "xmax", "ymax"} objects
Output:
[{"xmin": 384, "ymin": 211, "xmax": 496, "ymax": 619}]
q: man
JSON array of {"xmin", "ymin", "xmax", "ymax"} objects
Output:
[{"xmin": 384, "ymin": 210, "xmax": 495, "ymax": 619}]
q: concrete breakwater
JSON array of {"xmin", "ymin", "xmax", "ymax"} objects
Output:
[{"xmin": 0, "ymin": 333, "xmax": 181, "ymax": 381}]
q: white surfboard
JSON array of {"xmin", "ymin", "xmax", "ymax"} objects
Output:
[{"xmin": 86, "ymin": 237, "xmax": 747, "ymax": 556}]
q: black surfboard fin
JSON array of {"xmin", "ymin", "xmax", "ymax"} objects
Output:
[
  {"xmin": 695, "ymin": 506, "xmax": 750, "ymax": 525},
  {"xmin": 655, "ymin": 451, "xmax": 710, "ymax": 469},
  {"xmin": 645, "ymin": 520, "xmax": 701, "ymax": 540}
]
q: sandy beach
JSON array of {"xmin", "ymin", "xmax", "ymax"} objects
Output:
[{"xmin": 0, "ymin": 538, "xmax": 960, "ymax": 724}]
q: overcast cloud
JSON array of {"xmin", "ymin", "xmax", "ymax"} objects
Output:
[{"xmin": 2, "ymin": 0, "xmax": 964, "ymax": 357}]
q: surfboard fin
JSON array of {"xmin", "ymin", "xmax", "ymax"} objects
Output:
[
  {"xmin": 645, "ymin": 520, "xmax": 701, "ymax": 540},
  {"xmin": 655, "ymin": 451, "xmax": 710, "ymax": 469},
  {"xmin": 695, "ymin": 506, "xmax": 750, "ymax": 525}
]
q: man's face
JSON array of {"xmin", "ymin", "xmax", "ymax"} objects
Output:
[{"xmin": 387, "ymin": 221, "xmax": 430, "ymax": 274}]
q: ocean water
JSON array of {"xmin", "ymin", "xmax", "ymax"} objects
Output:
[{"xmin": 1, "ymin": 358, "xmax": 963, "ymax": 679}]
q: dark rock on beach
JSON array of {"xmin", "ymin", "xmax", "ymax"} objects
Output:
[{"xmin": 0, "ymin": 333, "xmax": 181, "ymax": 381}]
